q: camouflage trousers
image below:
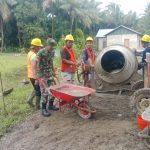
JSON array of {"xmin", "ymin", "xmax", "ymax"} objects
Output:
[{"xmin": 39, "ymin": 77, "xmax": 55, "ymax": 104}]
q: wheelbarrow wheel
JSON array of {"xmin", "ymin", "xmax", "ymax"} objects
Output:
[
  {"xmin": 131, "ymin": 88, "xmax": 150, "ymax": 114},
  {"xmin": 77, "ymin": 101, "xmax": 92, "ymax": 119}
]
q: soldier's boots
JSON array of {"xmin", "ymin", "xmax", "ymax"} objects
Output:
[
  {"xmin": 48, "ymin": 101, "xmax": 59, "ymax": 111},
  {"xmin": 41, "ymin": 103, "xmax": 51, "ymax": 117},
  {"xmin": 35, "ymin": 96, "xmax": 41, "ymax": 110},
  {"xmin": 27, "ymin": 90, "xmax": 35, "ymax": 107}
]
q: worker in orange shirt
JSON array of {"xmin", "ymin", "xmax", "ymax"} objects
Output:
[
  {"xmin": 82, "ymin": 37, "xmax": 95, "ymax": 87},
  {"xmin": 27, "ymin": 38, "xmax": 43, "ymax": 109},
  {"xmin": 60, "ymin": 34, "xmax": 80, "ymax": 83}
]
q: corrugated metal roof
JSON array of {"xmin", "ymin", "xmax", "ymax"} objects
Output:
[
  {"xmin": 96, "ymin": 25, "xmax": 142, "ymax": 38},
  {"xmin": 96, "ymin": 29, "xmax": 114, "ymax": 38}
]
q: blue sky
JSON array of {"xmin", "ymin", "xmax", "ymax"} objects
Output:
[{"xmin": 100, "ymin": 0, "xmax": 150, "ymax": 15}]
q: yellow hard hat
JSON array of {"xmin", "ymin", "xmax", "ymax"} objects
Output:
[
  {"xmin": 65, "ymin": 34, "xmax": 74, "ymax": 41},
  {"xmin": 31, "ymin": 38, "xmax": 43, "ymax": 47},
  {"xmin": 141, "ymin": 35, "xmax": 150, "ymax": 43},
  {"xmin": 86, "ymin": 36, "xmax": 93, "ymax": 42}
]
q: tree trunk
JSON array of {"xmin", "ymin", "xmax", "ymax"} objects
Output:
[
  {"xmin": 70, "ymin": 14, "xmax": 74, "ymax": 33},
  {"xmin": 75, "ymin": 20, "xmax": 78, "ymax": 30},
  {"xmin": 51, "ymin": 14, "xmax": 54, "ymax": 38},
  {"xmin": 0, "ymin": 19, "xmax": 4, "ymax": 53},
  {"xmin": 18, "ymin": 27, "xmax": 22, "ymax": 48}
]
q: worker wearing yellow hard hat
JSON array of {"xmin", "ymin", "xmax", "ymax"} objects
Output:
[
  {"xmin": 27, "ymin": 38, "xmax": 43, "ymax": 109},
  {"xmin": 31, "ymin": 38, "xmax": 43, "ymax": 47},
  {"xmin": 86, "ymin": 36, "xmax": 93, "ymax": 42},
  {"xmin": 141, "ymin": 35, "xmax": 150, "ymax": 43},
  {"xmin": 61, "ymin": 34, "xmax": 80, "ymax": 83},
  {"xmin": 141, "ymin": 34, "xmax": 150, "ymax": 63},
  {"xmin": 65, "ymin": 34, "xmax": 74, "ymax": 41},
  {"xmin": 82, "ymin": 36, "xmax": 95, "ymax": 87},
  {"xmin": 137, "ymin": 34, "xmax": 150, "ymax": 75}
]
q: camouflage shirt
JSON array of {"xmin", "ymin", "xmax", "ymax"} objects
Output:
[{"xmin": 36, "ymin": 48, "xmax": 54, "ymax": 78}]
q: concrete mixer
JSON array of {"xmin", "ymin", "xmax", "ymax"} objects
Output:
[
  {"xmin": 94, "ymin": 45, "xmax": 150, "ymax": 115},
  {"xmin": 95, "ymin": 45, "xmax": 138, "ymax": 84}
]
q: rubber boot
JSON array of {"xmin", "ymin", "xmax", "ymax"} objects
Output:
[
  {"xmin": 48, "ymin": 100, "xmax": 59, "ymax": 111},
  {"xmin": 35, "ymin": 96, "xmax": 41, "ymax": 110},
  {"xmin": 41, "ymin": 103, "xmax": 51, "ymax": 117},
  {"xmin": 27, "ymin": 90, "xmax": 35, "ymax": 107}
]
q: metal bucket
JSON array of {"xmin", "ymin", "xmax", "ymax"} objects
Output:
[{"xmin": 95, "ymin": 45, "xmax": 138, "ymax": 84}]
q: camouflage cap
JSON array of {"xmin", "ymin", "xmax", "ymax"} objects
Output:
[{"xmin": 47, "ymin": 38, "xmax": 56, "ymax": 46}]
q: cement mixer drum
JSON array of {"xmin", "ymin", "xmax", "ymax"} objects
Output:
[{"xmin": 95, "ymin": 45, "xmax": 138, "ymax": 84}]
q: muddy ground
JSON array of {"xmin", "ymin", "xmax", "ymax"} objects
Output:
[{"xmin": 0, "ymin": 93, "xmax": 148, "ymax": 150}]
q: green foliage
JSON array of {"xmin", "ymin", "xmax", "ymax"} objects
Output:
[
  {"xmin": 136, "ymin": 2, "xmax": 150, "ymax": 34},
  {"xmin": 56, "ymin": 37, "xmax": 65, "ymax": 50},
  {"xmin": 123, "ymin": 11, "xmax": 138, "ymax": 29},
  {"xmin": 0, "ymin": 54, "xmax": 35, "ymax": 136},
  {"xmin": 4, "ymin": 17, "xmax": 19, "ymax": 47},
  {"xmin": 3, "ymin": 47, "xmax": 20, "ymax": 53},
  {"xmin": 1, "ymin": 0, "xmax": 150, "ymax": 52},
  {"xmin": 74, "ymin": 28, "xmax": 85, "ymax": 49},
  {"xmin": 14, "ymin": 0, "xmax": 48, "ymax": 48},
  {"xmin": 73, "ymin": 28, "xmax": 85, "ymax": 57},
  {"xmin": 22, "ymin": 25, "xmax": 45, "ymax": 47}
]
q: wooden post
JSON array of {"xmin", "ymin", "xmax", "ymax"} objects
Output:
[
  {"xmin": 147, "ymin": 53, "xmax": 150, "ymax": 88},
  {"xmin": 144, "ymin": 54, "xmax": 150, "ymax": 88},
  {"xmin": 0, "ymin": 72, "xmax": 7, "ymax": 116}
]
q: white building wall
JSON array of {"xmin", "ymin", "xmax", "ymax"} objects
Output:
[
  {"xmin": 106, "ymin": 34, "xmax": 140, "ymax": 49},
  {"xmin": 98, "ymin": 38, "xmax": 104, "ymax": 50}
]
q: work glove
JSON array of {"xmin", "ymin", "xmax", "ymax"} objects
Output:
[{"xmin": 138, "ymin": 62, "xmax": 146, "ymax": 70}]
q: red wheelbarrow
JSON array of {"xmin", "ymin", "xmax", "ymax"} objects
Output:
[{"xmin": 38, "ymin": 78, "xmax": 96, "ymax": 119}]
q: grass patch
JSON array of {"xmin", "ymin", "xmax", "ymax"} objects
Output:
[
  {"xmin": 0, "ymin": 54, "xmax": 35, "ymax": 136},
  {"xmin": 0, "ymin": 53, "xmax": 61, "ymax": 137}
]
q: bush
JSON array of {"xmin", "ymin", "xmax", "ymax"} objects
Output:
[{"xmin": 74, "ymin": 28, "xmax": 85, "ymax": 50}]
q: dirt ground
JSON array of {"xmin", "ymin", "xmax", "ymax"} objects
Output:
[{"xmin": 0, "ymin": 93, "xmax": 148, "ymax": 150}]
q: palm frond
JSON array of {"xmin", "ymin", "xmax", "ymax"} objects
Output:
[{"xmin": 0, "ymin": 0, "xmax": 11, "ymax": 22}]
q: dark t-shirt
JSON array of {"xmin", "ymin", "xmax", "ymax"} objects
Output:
[
  {"xmin": 142, "ymin": 47, "xmax": 150, "ymax": 62},
  {"xmin": 60, "ymin": 48, "xmax": 71, "ymax": 60}
]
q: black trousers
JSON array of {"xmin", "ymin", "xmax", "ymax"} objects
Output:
[{"xmin": 30, "ymin": 78, "xmax": 41, "ymax": 97}]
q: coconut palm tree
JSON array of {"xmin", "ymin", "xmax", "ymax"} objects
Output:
[
  {"xmin": 0, "ymin": 0, "xmax": 17, "ymax": 52},
  {"xmin": 123, "ymin": 11, "xmax": 138, "ymax": 28},
  {"xmin": 42, "ymin": 0, "xmax": 59, "ymax": 37},
  {"xmin": 103, "ymin": 2, "xmax": 124, "ymax": 28},
  {"xmin": 60, "ymin": 0, "xmax": 101, "ymax": 33},
  {"xmin": 42, "ymin": 0, "xmax": 101, "ymax": 34},
  {"xmin": 80, "ymin": 0, "xmax": 101, "ymax": 29},
  {"xmin": 59, "ymin": 0, "xmax": 82, "ymax": 33}
]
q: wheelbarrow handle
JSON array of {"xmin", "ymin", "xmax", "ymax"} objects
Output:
[{"xmin": 36, "ymin": 78, "xmax": 51, "ymax": 94}]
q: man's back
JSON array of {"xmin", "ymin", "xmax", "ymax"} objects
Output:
[
  {"xmin": 142, "ymin": 47, "xmax": 150, "ymax": 62},
  {"xmin": 36, "ymin": 48, "xmax": 54, "ymax": 78}
]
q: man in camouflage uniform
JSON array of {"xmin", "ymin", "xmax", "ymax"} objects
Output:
[{"xmin": 33, "ymin": 38, "xmax": 58, "ymax": 117}]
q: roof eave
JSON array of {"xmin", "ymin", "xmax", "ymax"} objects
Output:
[{"xmin": 105, "ymin": 25, "xmax": 142, "ymax": 36}]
